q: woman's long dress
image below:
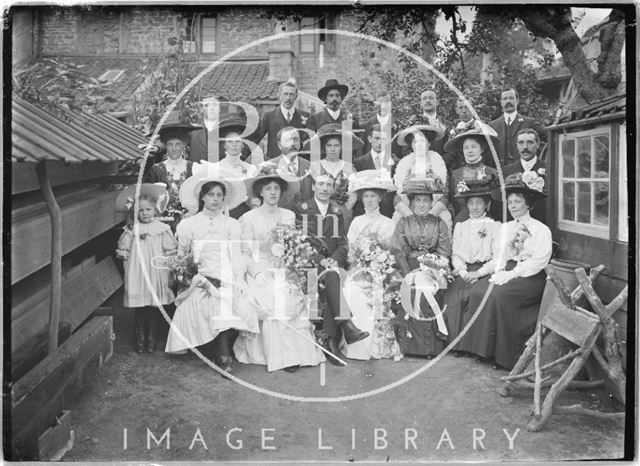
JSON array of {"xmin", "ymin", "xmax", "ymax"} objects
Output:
[
  {"xmin": 116, "ymin": 219, "xmax": 177, "ymax": 308},
  {"xmin": 444, "ymin": 215, "xmax": 501, "ymax": 345},
  {"xmin": 165, "ymin": 212, "xmax": 260, "ymax": 353},
  {"xmin": 457, "ymin": 213, "xmax": 552, "ymax": 369},
  {"xmin": 393, "ymin": 214, "xmax": 451, "ymax": 357},
  {"xmin": 342, "ymin": 209, "xmax": 402, "ymax": 360},
  {"xmin": 233, "ymin": 207, "xmax": 325, "ymax": 371}
]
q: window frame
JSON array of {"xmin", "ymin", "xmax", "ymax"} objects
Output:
[
  {"xmin": 298, "ymin": 15, "xmax": 336, "ymax": 56},
  {"xmin": 200, "ymin": 15, "xmax": 217, "ymax": 54},
  {"xmin": 557, "ymin": 126, "xmax": 612, "ymax": 239}
]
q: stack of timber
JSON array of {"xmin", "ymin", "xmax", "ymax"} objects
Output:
[{"xmin": 8, "ymin": 96, "xmax": 147, "ymax": 459}]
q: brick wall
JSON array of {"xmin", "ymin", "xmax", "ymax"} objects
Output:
[
  {"xmin": 216, "ymin": 8, "xmax": 272, "ymax": 57},
  {"xmin": 40, "ymin": 8, "xmax": 79, "ymax": 55}
]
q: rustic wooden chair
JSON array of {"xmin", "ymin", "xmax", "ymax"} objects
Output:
[{"xmin": 498, "ymin": 265, "xmax": 627, "ymax": 432}]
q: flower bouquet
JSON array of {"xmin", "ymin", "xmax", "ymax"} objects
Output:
[
  {"xmin": 270, "ymin": 223, "xmax": 318, "ymax": 286},
  {"xmin": 417, "ymin": 252, "xmax": 453, "ymax": 289},
  {"xmin": 508, "ymin": 223, "xmax": 532, "ymax": 256},
  {"xmin": 167, "ymin": 250, "xmax": 198, "ymax": 291}
]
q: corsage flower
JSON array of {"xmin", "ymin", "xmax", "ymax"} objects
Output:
[{"xmin": 457, "ymin": 180, "xmax": 470, "ymax": 193}]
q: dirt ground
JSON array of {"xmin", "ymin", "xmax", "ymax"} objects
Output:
[{"xmin": 61, "ymin": 290, "xmax": 627, "ymax": 463}]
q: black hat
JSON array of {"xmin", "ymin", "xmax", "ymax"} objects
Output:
[
  {"xmin": 317, "ymin": 79, "xmax": 349, "ymax": 102},
  {"xmin": 497, "ymin": 172, "xmax": 547, "ymax": 200},
  {"xmin": 157, "ymin": 109, "xmax": 202, "ymax": 143},
  {"xmin": 454, "ymin": 173, "xmax": 497, "ymax": 199},
  {"xmin": 217, "ymin": 112, "xmax": 247, "ymax": 138}
]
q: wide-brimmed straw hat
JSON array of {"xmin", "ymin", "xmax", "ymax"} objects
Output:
[
  {"xmin": 403, "ymin": 171, "xmax": 446, "ymax": 195},
  {"xmin": 306, "ymin": 123, "xmax": 364, "ymax": 153},
  {"xmin": 443, "ymin": 123, "xmax": 499, "ymax": 155},
  {"xmin": 179, "ymin": 168, "xmax": 248, "ymax": 213},
  {"xmin": 115, "ymin": 183, "xmax": 170, "ymax": 213},
  {"xmin": 396, "ymin": 124, "xmax": 445, "ymax": 146},
  {"xmin": 317, "ymin": 79, "xmax": 349, "ymax": 101},
  {"xmin": 496, "ymin": 172, "xmax": 547, "ymax": 200},
  {"xmin": 156, "ymin": 109, "xmax": 203, "ymax": 142},
  {"xmin": 454, "ymin": 173, "xmax": 497, "ymax": 199},
  {"xmin": 347, "ymin": 169, "xmax": 396, "ymax": 194},
  {"xmin": 244, "ymin": 162, "xmax": 301, "ymax": 204}
]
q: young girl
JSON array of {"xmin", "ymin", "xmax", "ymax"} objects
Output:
[
  {"xmin": 444, "ymin": 177, "xmax": 501, "ymax": 354},
  {"xmin": 115, "ymin": 184, "xmax": 178, "ymax": 353}
]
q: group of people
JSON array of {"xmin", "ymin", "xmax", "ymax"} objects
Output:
[{"xmin": 114, "ymin": 77, "xmax": 553, "ymax": 375}]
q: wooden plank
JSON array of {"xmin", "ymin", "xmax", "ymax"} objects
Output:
[
  {"xmin": 38, "ymin": 410, "xmax": 72, "ymax": 461},
  {"xmin": 11, "ymin": 188, "xmax": 121, "ymax": 284},
  {"xmin": 12, "ymin": 324, "xmax": 71, "ymax": 382},
  {"xmin": 10, "ymin": 316, "xmax": 113, "ymax": 460},
  {"xmin": 12, "ymin": 256, "xmax": 122, "ymax": 352},
  {"xmin": 541, "ymin": 303, "xmax": 600, "ymax": 347},
  {"xmin": 11, "ymin": 161, "xmax": 119, "ymax": 195}
]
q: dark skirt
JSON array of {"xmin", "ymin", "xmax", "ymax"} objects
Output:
[
  {"xmin": 396, "ymin": 256, "xmax": 447, "ymax": 357},
  {"xmin": 457, "ymin": 261, "xmax": 547, "ymax": 369},
  {"xmin": 443, "ymin": 262, "xmax": 486, "ymax": 347}
]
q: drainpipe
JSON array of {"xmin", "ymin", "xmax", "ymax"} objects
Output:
[{"xmin": 35, "ymin": 161, "xmax": 62, "ymax": 354}]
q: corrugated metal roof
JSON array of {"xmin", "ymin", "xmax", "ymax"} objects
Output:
[
  {"xmin": 556, "ymin": 93, "xmax": 626, "ymax": 124},
  {"xmin": 12, "ymin": 96, "xmax": 148, "ymax": 163}
]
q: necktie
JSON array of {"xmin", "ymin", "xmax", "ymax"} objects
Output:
[
  {"xmin": 287, "ymin": 111, "xmax": 292, "ymax": 122},
  {"xmin": 506, "ymin": 115, "xmax": 512, "ymax": 126},
  {"xmin": 287, "ymin": 159, "xmax": 296, "ymax": 175},
  {"xmin": 373, "ymin": 154, "xmax": 380, "ymax": 169}
]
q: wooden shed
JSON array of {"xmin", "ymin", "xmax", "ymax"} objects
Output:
[
  {"xmin": 545, "ymin": 92, "xmax": 630, "ymax": 376},
  {"xmin": 8, "ymin": 96, "xmax": 147, "ymax": 460}
]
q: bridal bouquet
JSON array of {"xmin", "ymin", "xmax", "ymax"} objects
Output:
[
  {"xmin": 270, "ymin": 223, "xmax": 317, "ymax": 284},
  {"xmin": 417, "ymin": 252, "xmax": 453, "ymax": 289},
  {"xmin": 508, "ymin": 223, "xmax": 532, "ymax": 256},
  {"xmin": 167, "ymin": 250, "xmax": 198, "ymax": 290}
]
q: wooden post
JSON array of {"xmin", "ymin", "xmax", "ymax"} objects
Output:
[
  {"xmin": 533, "ymin": 323, "xmax": 543, "ymax": 417},
  {"xmin": 35, "ymin": 162, "xmax": 62, "ymax": 354}
]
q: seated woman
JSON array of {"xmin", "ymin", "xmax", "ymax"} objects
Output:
[
  {"xmin": 393, "ymin": 125, "xmax": 452, "ymax": 232},
  {"xmin": 443, "ymin": 177, "xmax": 501, "ymax": 353},
  {"xmin": 165, "ymin": 171, "xmax": 260, "ymax": 376},
  {"xmin": 442, "ymin": 125, "xmax": 500, "ymax": 225},
  {"xmin": 144, "ymin": 110, "xmax": 202, "ymax": 229},
  {"xmin": 342, "ymin": 170, "xmax": 401, "ymax": 360},
  {"xmin": 233, "ymin": 165, "xmax": 325, "ymax": 372},
  {"xmin": 457, "ymin": 172, "xmax": 552, "ymax": 370},
  {"xmin": 392, "ymin": 172, "xmax": 451, "ymax": 358},
  {"xmin": 309, "ymin": 124, "xmax": 362, "ymax": 230}
]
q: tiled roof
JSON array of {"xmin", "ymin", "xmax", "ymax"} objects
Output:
[
  {"xmin": 556, "ymin": 93, "xmax": 626, "ymax": 124},
  {"xmin": 12, "ymin": 96, "xmax": 148, "ymax": 163},
  {"xmin": 189, "ymin": 61, "xmax": 280, "ymax": 102}
]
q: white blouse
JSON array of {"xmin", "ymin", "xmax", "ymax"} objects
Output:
[
  {"xmin": 451, "ymin": 215, "xmax": 501, "ymax": 276},
  {"xmin": 347, "ymin": 209, "xmax": 395, "ymax": 246},
  {"xmin": 493, "ymin": 213, "xmax": 552, "ymax": 278},
  {"xmin": 176, "ymin": 211, "xmax": 242, "ymax": 279}
]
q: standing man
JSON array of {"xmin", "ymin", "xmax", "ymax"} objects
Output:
[
  {"xmin": 406, "ymin": 89, "xmax": 453, "ymax": 168},
  {"xmin": 291, "ymin": 174, "xmax": 369, "ymax": 366},
  {"xmin": 503, "ymin": 128, "xmax": 547, "ymax": 223},
  {"xmin": 362, "ymin": 90, "xmax": 400, "ymax": 155},
  {"xmin": 249, "ymin": 79, "xmax": 309, "ymax": 160},
  {"xmin": 307, "ymin": 79, "xmax": 360, "ymax": 135},
  {"xmin": 270, "ymin": 126, "xmax": 314, "ymax": 206},
  {"xmin": 488, "ymin": 88, "xmax": 547, "ymax": 168}
]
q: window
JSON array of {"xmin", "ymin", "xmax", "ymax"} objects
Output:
[
  {"xmin": 618, "ymin": 123, "xmax": 628, "ymax": 242},
  {"xmin": 299, "ymin": 16, "xmax": 336, "ymax": 55},
  {"xmin": 183, "ymin": 15, "xmax": 216, "ymax": 54},
  {"xmin": 201, "ymin": 16, "xmax": 216, "ymax": 53},
  {"xmin": 558, "ymin": 128, "xmax": 611, "ymax": 238}
]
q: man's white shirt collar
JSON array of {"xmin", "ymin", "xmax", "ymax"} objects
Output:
[
  {"xmin": 327, "ymin": 108, "xmax": 341, "ymax": 120},
  {"xmin": 377, "ymin": 113, "xmax": 390, "ymax": 125},
  {"xmin": 281, "ymin": 105, "xmax": 294, "ymax": 121},
  {"xmin": 504, "ymin": 111, "xmax": 517, "ymax": 124},
  {"xmin": 316, "ymin": 200, "xmax": 329, "ymax": 216},
  {"xmin": 521, "ymin": 156, "xmax": 537, "ymax": 172}
]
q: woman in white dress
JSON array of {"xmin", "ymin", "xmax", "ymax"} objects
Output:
[
  {"xmin": 393, "ymin": 125, "xmax": 452, "ymax": 232},
  {"xmin": 233, "ymin": 165, "xmax": 325, "ymax": 372},
  {"xmin": 342, "ymin": 170, "xmax": 402, "ymax": 360},
  {"xmin": 165, "ymin": 170, "xmax": 260, "ymax": 376}
]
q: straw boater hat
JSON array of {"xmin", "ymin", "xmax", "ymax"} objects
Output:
[
  {"xmin": 347, "ymin": 169, "xmax": 396, "ymax": 194},
  {"xmin": 317, "ymin": 79, "xmax": 349, "ymax": 102},
  {"xmin": 443, "ymin": 123, "xmax": 500, "ymax": 155},
  {"xmin": 307, "ymin": 123, "xmax": 364, "ymax": 152},
  {"xmin": 454, "ymin": 174, "xmax": 497, "ymax": 200},
  {"xmin": 396, "ymin": 124, "xmax": 445, "ymax": 146},
  {"xmin": 156, "ymin": 108, "xmax": 203, "ymax": 142},
  {"xmin": 402, "ymin": 171, "xmax": 446, "ymax": 196},
  {"xmin": 244, "ymin": 162, "xmax": 301, "ymax": 205},
  {"xmin": 115, "ymin": 183, "xmax": 170, "ymax": 213},
  {"xmin": 179, "ymin": 168, "xmax": 248, "ymax": 213},
  {"xmin": 496, "ymin": 172, "xmax": 547, "ymax": 200}
]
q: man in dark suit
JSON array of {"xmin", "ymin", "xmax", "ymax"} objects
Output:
[
  {"xmin": 362, "ymin": 90, "xmax": 401, "ymax": 155},
  {"xmin": 406, "ymin": 89, "xmax": 453, "ymax": 169},
  {"xmin": 291, "ymin": 174, "xmax": 369, "ymax": 365},
  {"xmin": 488, "ymin": 88, "xmax": 547, "ymax": 169},
  {"xmin": 249, "ymin": 80, "xmax": 310, "ymax": 160},
  {"xmin": 352, "ymin": 124, "xmax": 396, "ymax": 218},
  {"xmin": 307, "ymin": 79, "xmax": 361, "ymax": 139},
  {"xmin": 502, "ymin": 128, "xmax": 547, "ymax": 223},
  {"xmin": 270, "ymin": 126, "xmax": 314, "ymax": 207}
]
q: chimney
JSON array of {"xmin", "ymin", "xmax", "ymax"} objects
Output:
[{"xmin": 267, "ymin": 22, "xmax": 295, "ymax": 82}]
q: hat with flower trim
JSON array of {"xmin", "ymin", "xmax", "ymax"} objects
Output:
[{"xmin": 115, "ymin": 183, "xmax": 170, "ymax": 213}]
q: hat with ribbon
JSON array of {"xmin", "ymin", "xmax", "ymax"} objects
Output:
[
  {"xmin": 454, "ymin": 172, "xmax": 497, "ymax": 199},
  {"xmin": 115, "ymin": 183, "xmax": 170, "ymax": 214},
  {"xmin": 244, "ymin": 162, "xmax": 301, "ymax": 204},
  {"xmin": 179, "ymin": 167, "xmax": 248, "ymax": 213},
  {"xmin": 403, "ymin": 171, "xmax": 446, "ymax": 195},
  {"xmin": 347, "ymin": 169, "xmax": 396, "ymax": 194},
  {"xmin": 396, "ymin": 124, "xmax": 445, "ymax": 146},
  {"xmin": 306, "ymin": 123, "xmax": 364, "ymax": 154},
  {"xmin": 496, "ymin": 171, "xmax": 547, "ymax": 200},
  {"xmin": 443, "ymin": 123, "xmax": 499, "ymax": 155},
  {"xmin": 317, "ymin": 79, "xmax": 349, "ymax": 102}
]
